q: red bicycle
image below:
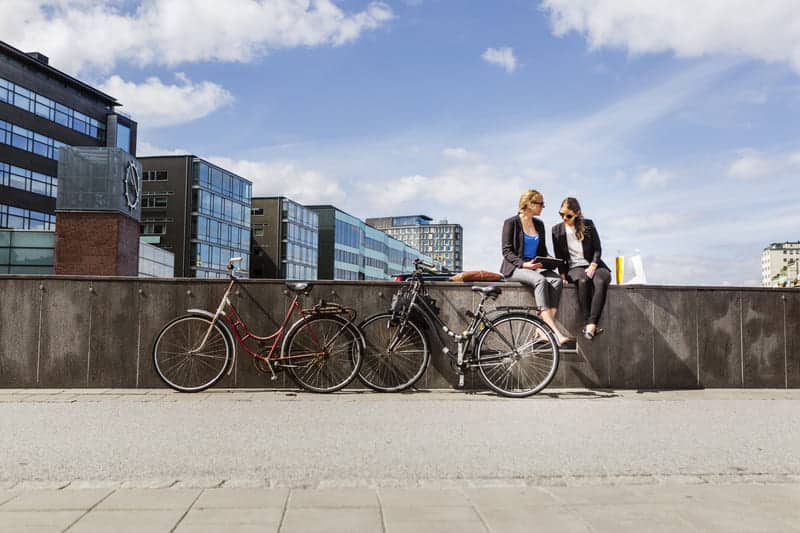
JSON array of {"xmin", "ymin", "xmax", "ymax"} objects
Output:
[{"xmin": 153, "ymin": 258, "xmax": 364, "ymax": 393}]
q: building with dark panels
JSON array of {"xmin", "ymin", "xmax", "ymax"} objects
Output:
[
  {"xmin": 251, "ymin": 196, "xmax": 318, "ymax": 280},
  {"xmin": 138, "ymin": 155, "xmax": 252, "ymax": 278},
  {"xmin": 0, "ymin": 40, "xmax": 137, "ymax": 230},
  {"xmin": 366, "ymin": 215, "xmax": 463, "ymax": 271},
  {"xmin": 307, "ymin": 205, "xmax": 433, "ymax": 280}
]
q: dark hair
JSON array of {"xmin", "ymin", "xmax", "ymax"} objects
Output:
[{"xmin": 561, "ymin": 197, "xmax": 585, "ymax": 240}]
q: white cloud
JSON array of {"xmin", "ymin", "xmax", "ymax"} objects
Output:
[
  {"xmin": 540, "ymin": 0, "xmax": 800, "ymax": 73},
  {"xmin": 207, "ymin": 157, "xmax": 347, "ymax": 205},
  {"xmin": 442, "ymin": 147, "xmax": 480, "ymax": 161},
  {"xmin": 481, "ymin": 47, "xmax": 518, "ymax": 73},
  {"xmin": 136, "ymin": 140, "xmax": 190, "ymax": 157},
  {"xmin": 634, "ymin": 167, "xmax": 670, "ymax": 189},
  {"xmin": 727, "ymin": 149, "xmax": 800, "ymax": 180},
  {"xmin": 0, "ymin": 0, "xmax": 393, "ymax": 76},
  {"xmin": 99, "ymin": 74, "xmax": 233, "ymax": 127}
]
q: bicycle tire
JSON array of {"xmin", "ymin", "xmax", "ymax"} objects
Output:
[
  {"xmin": 358, "ymin": 312, "xmax": 430, "ymax": 392},
  {"xmin": 283, "ymin": 315, "xmax": 362, "ymax": 393},
  {"xmin": 153, "ymin": 315, "xmax": 232, "ymax": 392},
  {"xmin": 474, "ymin": 314, "xmax": 559, "ymax": 398}
]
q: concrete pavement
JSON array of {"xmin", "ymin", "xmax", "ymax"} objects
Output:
[{"xmin": 2, "ymin": 388, "xmax": 800, "ymax": 531}]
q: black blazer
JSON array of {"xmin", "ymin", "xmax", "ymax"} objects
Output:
[
  {"xmin": 551, "ymin": 218, "xmax": 609, "ymax": 276},
  {"xmin": 500, "ymin": 215, "xmax": 551, "ymax": 277}
]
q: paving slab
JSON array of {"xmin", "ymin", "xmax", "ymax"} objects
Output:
[
  {"xmin": 675, "ymin": 501, "xmax": 800, "ymax": 533},
  {"xmin": 464, "ymin": 487, "xmax": 560, "ymax": 508},
  {"xmin": 479, "ymin": 506, "xmax": 592, "ymax": 533},
  {"xmin": 178, "ymin": 507, "xmax": 283, "ymax": 526},
  {"xmin": 0, "ymin": 488, "xmax": 111, "ymax": 510},
  {"xmin": 95, "ymin": 488, "xmax": 200, "ymax": 510},
  {"xmin": 0, "ymin": 509, "xmax": 83, "ymax": 530},
  {"xmin": 289, "ymin": 488, "xmax": 379, "ymax": 508},
  {"xmin": 279, "ymin": 507, "xmax": 382, "ymax": 533},
  {"xmin": 573, "ymin": 503, "xmax": 700, "ymax": 533},
  {"xmin": 68, "ymin": 509, "xmax": 185, "ymax": 533},
  {"xmin": 194, "ymin": 488, "xmax": 288, "ymax": 508},
  {"xmin": 378, "ymin": 488, "xmax": 466, "ymax": 507}
]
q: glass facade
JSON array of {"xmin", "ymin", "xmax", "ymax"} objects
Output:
[
  {"xmin": 381, "ymin": 221, "xmax": 463, "ymax": 272},
  {"xmin": 190, "ymin": 160, "xmax": 252, "ymax": 278},
  {"xmin": 116, "ymin": 123, "xmax": 131, "ymax": 152},
  {"xmin": 0, "ymin": 119, "xmax": 67, "ymax": 161},
  {"xmin": 281, "ymin": 199, "xmax": 318, "ymax": 280},
  {"xmin": 0, "ymin": 161, "xmax": 57, "ymax": 198},
  {"xmin": 0, "ymin": 229, "xmax": 55, "ymax": 274},
  {"xmin": 139, "ymin": 240, "xmax": 174, "ymax": 278},
  {"xmin": 0, "ymin": 76, "xmax": 105, "ymax": 140},
  {"xmin": 0, "ymin": 203, "xmax": 56, "ymax": 230},
  {"xmin": 327, "ymin": 209, "xmax": 433, "ymax": 280}
]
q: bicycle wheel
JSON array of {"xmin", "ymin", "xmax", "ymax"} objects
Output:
[
  {"xmin": 358, "ymin": 313, "xmax": 429, "ymax": 392},
  {"xmin": 284, "ymin": 315, "xmax": 362, "ymax": 393},
  {"xmin": 474, "ymin": 314, "xmax": 559, "ymax": 398},
  {"xmin": 153, "ymin": 315, "xmax": 232, "ymax": 392}
]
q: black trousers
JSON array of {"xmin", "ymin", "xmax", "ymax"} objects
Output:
[{"xmin": 566, "ymin": 265, "xmax": 611, "ymax": 325}]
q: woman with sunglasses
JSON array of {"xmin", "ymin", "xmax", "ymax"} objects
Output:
[
  {"xmin": 501, "ymin": 190, "xmax": 573, "ymax": 346},
  {"xmin": 551, "ymin": 197, "xmax": 611, "ymax": 340}
]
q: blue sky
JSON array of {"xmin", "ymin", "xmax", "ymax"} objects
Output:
[{"xmin": 3, "ymin": 0, "xmax": 800, "ymax": 285}]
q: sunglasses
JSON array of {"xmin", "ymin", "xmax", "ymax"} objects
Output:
[
  {"xmin": 531, "ymin": 201, "xmax": 545, "ymax": 207},
  {"xmin": 559, "ymin": 212, "xmax": 575, "ymax": 220}
]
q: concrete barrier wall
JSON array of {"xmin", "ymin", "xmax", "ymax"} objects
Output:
[{"xmin": 0, "ymin": 276, "xmax": 798, "ymax": 389}]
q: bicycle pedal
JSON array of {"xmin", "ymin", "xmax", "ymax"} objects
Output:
[
  {"xmin": 270, "ymin": 375, "xmax": 278, "ymax": 381},
  {"xmin": 458, "ymin": 374, "xmax": 465, "ymax": 388}
]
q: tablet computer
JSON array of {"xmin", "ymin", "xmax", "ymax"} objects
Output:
[{"xmin": 533, "ymin": 256, "xmax": 564, "ymax": 270}]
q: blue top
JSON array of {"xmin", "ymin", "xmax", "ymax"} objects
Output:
[{"xmin": 523, "ymin": 233, "xmax": 539, "ymax": 260}]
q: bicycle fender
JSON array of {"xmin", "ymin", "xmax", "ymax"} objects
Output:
[{"xmin": 185, "ymin": 309, "xmax": 237, "ymax": 376}]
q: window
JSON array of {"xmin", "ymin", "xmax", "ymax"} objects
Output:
[
  {"xmin": 143, "ymin": 170, "xmax": 168, "ymax": 181},
  {"xmin": 251, "ymin": 207, "xmax": 264, "ymax": 216},
  {"xmin": 142, "ymin": 196, "xmax": 168, "ymax": 208},
  {"xmin": 116, "ymin": 123, "xmax": 131, "ymax": 152},
  {"xmin": 253, "ymin": 224, "xmax": 265, "ymax": 237}
]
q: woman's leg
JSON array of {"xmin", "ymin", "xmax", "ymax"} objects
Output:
[
  {"xmin": 510, "ymin": 269, "xmax": 570, "ymax": 344},
  {"xmin": 588, "ymin": 267, "xmax": 612, "ymax": 325},
  {"xmin": 567, "ymin": 266, "xmax": 591, "ymax": 323}
]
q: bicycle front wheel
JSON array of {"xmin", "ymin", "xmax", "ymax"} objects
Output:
[
  {"xmin": 358, "ymin": 313, "xmax": 429, "ymax": 392},
  {"xmin": 284, "ymin": 315, "xmax": 362, "ymax": 393},
  {"xmin": 153, "ymin": 315, "xmax": 232, "ymax": 392},
  {"xmin": 475, "ymin": 314, "xmax": 559, "ymax": 398}
]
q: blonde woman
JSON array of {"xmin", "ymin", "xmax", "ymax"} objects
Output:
[
  {"xmin": 500, "ymin": 190, "xmax": 572, "ymax": 346},
  {"xmin": 551, "ymin": 197, "xmax": 611, "ymax": 340}
]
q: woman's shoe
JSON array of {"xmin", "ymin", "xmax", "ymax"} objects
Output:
[{"xmin": 582, "ymin": 325, "xmax": 596, "ymax": 340}]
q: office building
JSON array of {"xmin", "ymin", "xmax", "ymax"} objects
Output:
[
  {"xmin": 251, "ymin": 196, "xmax": 319, "ymax": 280},
  {"xmin": 762, "ymin": 241, "xmax": 800, "ymax": 287},
  {"xmin": 307, "ymin": 205, "xmax": 433, "ymax": 280},
  {"xmin": 366, "ymin": 215, "xmax": 463, "ymax": 272},
  {"xmin": 139, "ymin": 155, "xmax": 252, "ymax": 278},
  {"xmin": 0, "ymin": 229, "xmax": 174, "ymax": 277},
  {"xmin": 1, "ymin": 39, "xmax": 137, "ymax": 230}
]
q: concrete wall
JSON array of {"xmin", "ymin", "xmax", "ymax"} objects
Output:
[{"xmin": 0, "ymin": 276, "xmax": 798, "ymax": 389}]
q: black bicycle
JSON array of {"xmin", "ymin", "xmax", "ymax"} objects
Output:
[{"xmin": 358, "ymin": 260, "xmax": 560, "ymax": 397}]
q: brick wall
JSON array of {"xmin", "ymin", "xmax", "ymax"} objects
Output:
[{"xmin": 54, "ymin": 212, "xmax": 139, "ymax": 276}]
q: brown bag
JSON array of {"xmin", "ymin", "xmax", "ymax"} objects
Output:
[{"xmin": 450, "ymin": 270, "xmax": 503, "ymax": 282}]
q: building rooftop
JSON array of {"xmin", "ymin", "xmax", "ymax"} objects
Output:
[{"xmin": 1, "ymin": 39, "xmax": 119, "ymax": 106}]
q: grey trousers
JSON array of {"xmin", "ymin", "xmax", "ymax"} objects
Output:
[{"xmin": 510, "ymin": 268, "xmax": 562, "ymax": 309}]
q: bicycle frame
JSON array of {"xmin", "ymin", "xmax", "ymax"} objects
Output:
[
  {"xmin": 394, "ymin": 272, "xmax": 546, "ymax": 373},
  {"xmin": 188, "ymin": 275, "xmax": 353, "ymax": 378}
]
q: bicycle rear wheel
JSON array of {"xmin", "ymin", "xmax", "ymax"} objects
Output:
[
  {"xmin": 358, "ymin": 313, "xmax": 429, "ymax": 392},
  {"xmin": 474, "ymin": 314, "xmax": 559, "ymax": 397},
  {"xmin": 153, "ymin": 315, "xmax": 232, "ymax": 392},
  {"xmin": 284, "ymin": 315, "xmax": 362, "ymax": 393}
]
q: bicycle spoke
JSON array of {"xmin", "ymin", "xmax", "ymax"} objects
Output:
[
  {"xmin": 358, "ymin": 314, "xmax": 428, "ymax": 392},
  {"xmin": 154, "ymin": 316, "xmax": 230, "ymax": 392}
]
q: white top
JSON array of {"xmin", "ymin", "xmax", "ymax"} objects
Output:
[{"xmin": 565, "ymin": 224, "xmax": 590, "ymax": 268}]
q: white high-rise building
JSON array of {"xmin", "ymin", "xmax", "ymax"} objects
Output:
[
  {"xmin": 366, "ymin": 215, "xmax": 463, "ymax": 272},
  {"xmin": 762, "ymin": 241, "xmax": 800, "ymax": 286}
]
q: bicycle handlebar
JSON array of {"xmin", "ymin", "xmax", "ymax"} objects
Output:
[{"xmin": 413, "ymin": 258, "xmax": 438, "ymax": 275}]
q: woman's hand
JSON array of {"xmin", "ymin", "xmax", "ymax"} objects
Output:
[
  {"xmin": 586, "ymin": 263, "xmax": 597, "ymax": 279},
  {"xmin": 523, "ymin": 260, "xmax": 542, "ymax": 270}
]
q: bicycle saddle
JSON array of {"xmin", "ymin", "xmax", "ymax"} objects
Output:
[
  {"xmin": 286, "ymin": 282, "xmax": 313, "ymax": 294},
  {"xmin": 472, "ymin": 285, "xmax": 502, "ymax": 298}
]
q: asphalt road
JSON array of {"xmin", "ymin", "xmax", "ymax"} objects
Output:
[{"xmin": 2, "ymin": 389, "xmax": 800, "ymax": 485}]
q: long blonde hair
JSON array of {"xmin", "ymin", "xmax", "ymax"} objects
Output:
[
  {"xmin": 518, "ymin": 190, "xmax": 542, "ymax": 213},
  {"xmin": 561, "ymin": 197, "xmax": 585, "ymax": 240}
]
